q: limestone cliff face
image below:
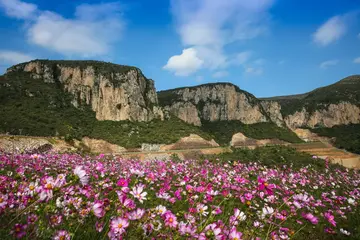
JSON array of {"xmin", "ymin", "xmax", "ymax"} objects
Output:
[
  {"xmin": 159, "ymin": 83, "xmax": 276, "ymax": 126},
  {"xmin": 284, "ymin": 102, "xmax": 360, "ymax": 129},
  {"xmin": 260, "ymin": 101, "xmax": 285, "ymax": 127},
  {"xmin": 7, "ymin": 60, "xmax": 163, "ymax": 122}
]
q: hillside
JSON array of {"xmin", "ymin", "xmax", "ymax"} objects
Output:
[
  {"xmin": 0, "ymin": 62, "xmax": 213, "ymax": 148},
  {"xmin": 1, "ymin": 60, "xmax": 360, "ymax": 151},
  {"xmin": 264, "ymin": 75, "xmax": 360, "ymax": 116}
]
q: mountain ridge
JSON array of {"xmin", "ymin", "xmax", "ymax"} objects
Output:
[{"xmin": 1, "ymin": 59, "xmax": 359, "ymax": 151}]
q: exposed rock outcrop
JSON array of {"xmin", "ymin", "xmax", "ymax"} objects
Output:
[
  {"xmin": 260, "ymin": 101, "xmax": 285, "ymax": 127},
  {"xmin": 161, "ymin": 134, "xmax": 219, "ymax": 150},
  {"xmin": 7, "ymin": 60, "xmax": 163, "ymax": 122},
  {"xmin": 81, "ymin": 137, "xmax": 126, "ymax": 153},
  {"xmin": 230, "ymin": 132, "xmax": 289, "ymax": 147},
  {"xmin": 284, "ymin": 102, "xmax": 360, "ymax": 129},
  {"xmin": 159, "ymin": 83, "xmax": 279, "ymax": 126}
]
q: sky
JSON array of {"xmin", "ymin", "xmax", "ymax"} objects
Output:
[{"xmin": 0, "ymin": 0, "xmax": 359, "ymax": 97}]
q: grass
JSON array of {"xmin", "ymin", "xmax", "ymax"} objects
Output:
[
  {"xmin": 202, "ymin": 145, "xmax": 342, "ymax": 170},
  {"xmin": 267, "ymin": 75, "xmax": 360, "ymax": 116},
  {"xmin": 310, "ymin": 124, "xmax": 360, "ymax": 154},
  {"xmin": 200, "ymin": 121, "xmax": 303, "ymax": 146}
]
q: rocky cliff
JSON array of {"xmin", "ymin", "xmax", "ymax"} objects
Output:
[
  {"xmin": 7, "ymin": 60, "xmax": 163, "ymax": 122},
  {"xmin": 265, "ymin": 75, "xmax": 360, "ymax": 129},
  {"xmin": 284, "ymin": 102, "xmax": 360, "ymax": 128},
  {"xmin": 158, "ymin": 83, "xmax": 282, "ymax": 126}
]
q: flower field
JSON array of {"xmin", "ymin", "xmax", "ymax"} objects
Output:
[{"xmin": 0, "ymin": 153, "xmax": 359, "ymax": 239}]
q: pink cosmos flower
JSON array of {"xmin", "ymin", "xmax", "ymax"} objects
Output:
[
  {"xmin": 324, "ymin": 212, "xmax": 336, "ymax": 226},
  {"xmin": 164, "ymin": 211, "xmax": 178, "ymax": 228},
  {"xmin": 27, "ymin": 214, "xmax": 38, "ymax": 225},
  {"xmin": 12, "ymin": 223, "xmax": 27, "ymax": 239},
  {"xmin": 128, "ymin": 208, "xmax": 145, "ymax": 220},
  {"xmin": 0, "ymin": 194, "xmax": 8, "ymax": 208},
  {"xmin": 204, "ymin": 223, "xmax": 222, "ymax": 240},
  {"xmin": 53, "ymin": 230, "xmax": 71, "ymax": 240},
  {"xmin": 302, "ymin": 212, "xmax": 318, "ymax": 224},
  {"xmin": 229, "ymin": 228, "xmax": 243, "ymax": 240},
  {"xmin": 258, "ymin": 177, "xmax": 275, "ymax": 195},
  {"xmin": 92, "ymin": 201, "xmax": 105, "ymax": 218},
  {"xmin": 117, "ymin": 178, "xmax": 129, "ymax": 187},
  {"xmin": 49, "ymin": 215, "xmax": 63, "ymax": 227},
  {"xmin": 96, "ymin": 162, "xmax": 104, "ymax": 172},
  {"xmin": 110, "ymin": 217, "xmax": 129, "ymax": 235},
  {"xmin": 95, "ymin": 221, "xmax": 104, "ymax": 232}
]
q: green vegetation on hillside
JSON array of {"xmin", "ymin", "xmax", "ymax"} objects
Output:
[
  {"xmin": 203, "ymin": 145, "xmax": 341, "ymax": 170},
  {"xmin": 200, "ymin": 121, "xmax": 303, "ymax": 145},
  {"xmin": 266, "ymin": 75, "xmax": 360, "ymax": 116},
  {"xmin": 0, "ymin": 71, "xmax": 213, "ymax": 148},
  {"xmin": 310, "ymin": 124, "xmax": 360, "ymax": 154}
]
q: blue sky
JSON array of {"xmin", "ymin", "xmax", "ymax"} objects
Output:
[{"xmin": 0, "ymin": 0, "xmax": 359, "ymax": 97}]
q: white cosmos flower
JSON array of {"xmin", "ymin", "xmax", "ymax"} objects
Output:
[
  {"xmin": 340, "ymin": 228, "xmax": 350, "ymax": 236},
  {"xmin": 262, "ymin": 206, "xmax": 274, "ymax": 217},
  {"xmin": 348, "ymin": 198, "xmax": 355, "ymax": 205},
  {"xmin": 196, "ymin": 204, "xmax": 208, "ymax": 216},
  {"xmin": 130, "ymin": 184, "xmax": 148, "ymax": 203},
  {"xmin": 74, "ymin": 166, "xmax": 89, "ymax": 185}
]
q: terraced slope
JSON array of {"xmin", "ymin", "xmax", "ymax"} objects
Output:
[{"xmin": 292, "ymin": 142, "xmax": 360, "ymax": 169}]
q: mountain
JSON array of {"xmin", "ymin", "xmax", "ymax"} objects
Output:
[
  {"xmin": 1, "ymin": 59, "xmax": 359, "ymax": 150},
  {"xmin": 158, "ymin": 83, "xmax": 285, "ymax": 127},
  {"xmin": 6, "ymin": 60, "xmax": 163, "ymax": 122},
  {"xmin": 263, "ymin": 75, "xmax": 360, "ymax": 128}
]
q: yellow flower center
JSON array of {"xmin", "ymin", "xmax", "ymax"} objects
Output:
[
  {"xmin": 46, "ymin": 183, "xmax": 53, "ymax": 189},
  {"xmin": 59, "ymin": 236, "xmax": 65, "ymax": 240},
  {"xmin": 0, "ymin": 198, "xmax": 3, "ymax": 203},
  {"xmin": 234, "ymin": 238, "xmax": 239, "ymax": 240},
  {"xmin": 246, "ymin": 201, "xmax": 251, "ymax": 205},
  {"xmin": 264, "ymin": 182, "xmax": 269, "ymax": 187},
  {"xmin": 29, "ymin": 185, "xmax": 35, "ymax": 191},
  {"xmin": 169, "ymin": 218, "xmax": 173, "ymax": 223},
  {"xmin": 118, "ymin": 224, "xmax": 123, "ymax": 229}
]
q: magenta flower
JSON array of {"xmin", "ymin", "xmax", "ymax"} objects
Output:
[
  {"xmin": 324, "ymin": 212, "xmax": 336, "ymax": 227},
  {"xmin": 116, "ymin": 178, "xmax": 129, "ymax": 187},
  {"xmin": 128, "ymin": 208, "xmax": 145, "ymax": 220},
  {"xmin": 12, "ymin": 223, "xmax": 27, "ymax": 239},
  {"xmin": 27, "ymin": 214, "xmax": 38, "ymax": 224},
  {"xmin": 302, "ymin": 212, "xmax": 318, "ymax": 224},
  {"xmin": 53, "ymin": 230, "xmax": 71, "ymax": 240},
  {"xmin": 258, "ymin": 177, "xmax": 275, "ymax": 195},
  {"xmin": 229, "ymin": 228, "xmax": 243, "ymax": 240},
  {"xmin": 110, "ymin": 217, "xmax": 129, "ymax": 235},
  {"xmin": 164, "ymin": 211, "xmax": 178, "ymax": 228},
  {"xmin": 92, "ymin": 201, "xmax": 105, "ymax": 218}
]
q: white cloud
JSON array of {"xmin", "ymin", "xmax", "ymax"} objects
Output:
[
  {"xmin": 163, "ymin": 48, "xmax": 204, "ymax": 76},
  {"xmin": 212, "ymin": 71, "xmax": 229, "ymax": 78},
  {"xmin": 166, "ymin": 0, "xmax": 274, "ymax": 75},
  {"xmin": 0, "ymin": 0, "xmax": 37, "ymax": 19},
  {"xmin": 313, "ymin": 15, "xmax": 347, "ymax": 46},
  {"xmin": 245, "ymin": 67, "xmax": 263, "ymax": 75},
  {"xmin": 0, "ymin": 0, "xmax": 124, "ymax": 57},
  {"xmin": 231, "ymin": 51, "xmax": 252, "ymax": 65},
  {"xmin": 320, "ymin": 60, "xmax": 339, "ymax": 69},
  {"xmin": 354, "ymin": 57, "xmax": 360, "ymax": 64},
  {"xmin": 0, "ymin": 50, "xmax": 33, "ymax": 64}
]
